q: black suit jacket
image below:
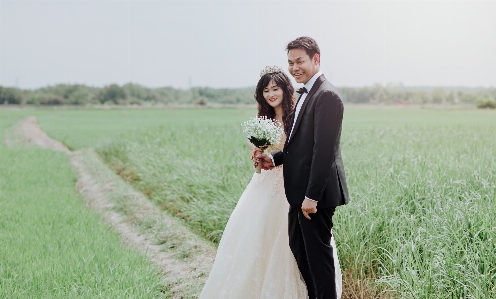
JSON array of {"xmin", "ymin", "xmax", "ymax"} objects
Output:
[{"xmin": 273, "ymin": 74, "xmax": 349, "ymax": 208}]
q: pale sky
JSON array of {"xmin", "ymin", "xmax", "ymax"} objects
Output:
[{"xmin": 1, "ymin": 0, "xmax": 495, "ymax": 89}]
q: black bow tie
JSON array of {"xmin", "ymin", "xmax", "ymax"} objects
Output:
[{"xmin": 296, "ymin": 87, "xmax": 308, "ymax": 95}]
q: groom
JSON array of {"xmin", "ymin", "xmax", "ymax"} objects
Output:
[{"xmin": 257, "ymin": 36, "xmax": 349, "ymax": 299}]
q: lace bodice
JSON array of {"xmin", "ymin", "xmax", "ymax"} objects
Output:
[{"xmin": 266, "ymin": 133, "xmax": 286, "ymax": 153}]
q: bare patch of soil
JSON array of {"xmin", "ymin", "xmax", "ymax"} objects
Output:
[{"xmin": 20, "ymin": 116, "xmax": 71, "ymax": 153}]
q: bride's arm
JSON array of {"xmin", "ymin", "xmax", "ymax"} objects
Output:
[
  {"xmin": 247, "ymin": 141, "xmax": 257, "ymax": 151},
  {"xmin": 248, "ymin": 141, "xmax": 262, "ymax": 162}
]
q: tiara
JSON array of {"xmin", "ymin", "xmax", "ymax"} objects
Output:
[{"xmin": 260, "ymin": 65, "xmax": 283, "ymax": 77}]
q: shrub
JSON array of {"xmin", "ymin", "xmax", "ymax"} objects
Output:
[
  {"xmin": 0, "ymin": 87, "xmax": 23, "ymax": 104},
  {"xmin": 476, "ymin": 97, "xmax": 496, "ymax": 109},
  {"xmin": 62, "ymin": 85, "xmax": 92, "ymax": 105},
  {"xmin": 40, "ymin": 95, "xmax": 65, "ymax": 105},
  {"xmin": 195, "ymin": 97, "xmax": 207, "ymax": 106},
  {"xmin": 98, "ymin": 84, "xmax": 128, "ymax": 104}
]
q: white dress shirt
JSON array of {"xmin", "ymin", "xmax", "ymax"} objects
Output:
[{"xmin": 289, "ymin": 70, "xmax": 322, "ymax": 139}]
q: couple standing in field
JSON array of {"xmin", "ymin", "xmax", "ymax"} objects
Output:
[{"xmin": 200, "ymin": 36, "xmax": 350, "ymax": 299}]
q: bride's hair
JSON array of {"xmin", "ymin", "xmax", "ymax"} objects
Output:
[{"xmin": 254, "ymin": 72, "xmax": 295, "ymax": 137}]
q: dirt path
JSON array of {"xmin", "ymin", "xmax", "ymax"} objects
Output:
[
  {"xmin": 15, "ymin": 117, "xmax": 215, "ymax": 298},
  {"xmin": 20, "ymin": 116, "xmax": 71, "ymax": 153}
]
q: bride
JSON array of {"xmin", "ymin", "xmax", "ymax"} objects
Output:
[{"xmin": 199, "ymin": 66, "xmax": 342, "ymax": 299}]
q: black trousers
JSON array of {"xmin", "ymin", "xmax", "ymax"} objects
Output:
[{"xmin": 288, "ymin": 206, "xmax": 337, "ymax": 299}]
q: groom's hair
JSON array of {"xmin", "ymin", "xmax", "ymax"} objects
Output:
[{"xmin": 286, "ymin": 37, "xmax": 320, "ymax": 63}]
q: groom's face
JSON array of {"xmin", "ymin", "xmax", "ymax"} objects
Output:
[{"xmin": 287, "ymin": 48, "xmax": 320, "ymax": 84}]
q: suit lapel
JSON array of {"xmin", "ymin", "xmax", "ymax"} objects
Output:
[{"xmin": 286, "ymin": 75, "xmax": 326, "ymax": 145}]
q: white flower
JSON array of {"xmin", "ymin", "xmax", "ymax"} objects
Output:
[{"xmin": 242, "ymin": 116, "xmax": 283, "ymax": 148}]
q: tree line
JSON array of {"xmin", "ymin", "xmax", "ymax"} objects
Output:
[{"xmin": 1, "ymin": 83, "xmax": 495, "ymax": 108}]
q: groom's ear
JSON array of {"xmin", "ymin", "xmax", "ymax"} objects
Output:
[{"xmin": 313, "ymin": 53, "xmax": 320, "ymax": 65}]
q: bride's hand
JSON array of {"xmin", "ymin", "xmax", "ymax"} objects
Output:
[{"xmin": 251, "ymin": 148, "xmax": 262, "ymax": 164}]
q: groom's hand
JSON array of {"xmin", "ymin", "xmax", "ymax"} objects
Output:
[
  {"xmin": 301, "ymin": 198, "xmax": 318, "ymax": 220},
  {"xmin": 256, "ymin": 153, "xmax": 274, "ymax": 170}
]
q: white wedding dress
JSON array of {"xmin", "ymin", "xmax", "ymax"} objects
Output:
[{"xmin": 199, "ymin": 137, "xmax": 342, "ymax": 299}]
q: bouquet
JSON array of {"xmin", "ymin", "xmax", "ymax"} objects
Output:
[{"xmin": 242, "ymin": 116, "xmax": 283, "ymax": 173}]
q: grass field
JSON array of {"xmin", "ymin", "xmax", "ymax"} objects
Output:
[
  {"xmin": 2, "ymin": 107, "xmax": 496, "ymax": 298},
  {"xmin": 0, "ymin": 110, "xmax": 166, "ymax": 298},
  {"xmin": 34, "ymin": 108, "xmax": 252, "ymax": 150},
  {"xmin": 96, "ymin": 108, "xmax": 496, "ymax": 298}
]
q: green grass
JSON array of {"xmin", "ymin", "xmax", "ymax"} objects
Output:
[
  {"xmin": 33, "ymin": 108, "xmax": 253, "ymax": 150},
  {"xmin": 0, "ymin": 111, "xmax": 166, "ymax": 298},
  {"xmin": 6, "ymin": 107, "xmax": 496, "ymax": 298},
  {"xmin": 339, "ymin": 109, "xmax": 496, "ymax": 298}
]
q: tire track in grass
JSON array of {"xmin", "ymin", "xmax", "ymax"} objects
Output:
[{"xmin": 15, "ymin": 116, "xmax": 215, "ymax": 299}]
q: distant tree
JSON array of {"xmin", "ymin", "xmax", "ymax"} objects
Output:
[
  {"xmin": 55, "ymin": 84, "xmax": 94, "ymax": 105},
  {"xmin": 155, "ymin": 87, "xmax": 182, "ymax": 104},
  {"xmin": 487, "ymin": 88, "xmax": 496, "ymax": 100},
  {"xmin": 372, "ymin": 87, "xmax": 390, "ymax": 104},
  {"xmin": 98, "ymin": 84, "xmax": 127, "ymax": 104},
  {"xmin": 25, "ymin": 93, "xmax": 41, "ymax": 105},
  {"xmin": 446, "ymin": 91, "xmax": 455, "ymax": 104},
  {"xmin": 0, "ymin": 87, "xmax": 23, "ymax": 104},
  {"xmin": 40, "ymin": 95, "xmax": 65, "ymax": 105},
  {"xmin": 432, "ymin": 87, "xmax": 447, "ymax": 104},
  {"xmin": 476, "ymin": 97, "xmax": 496, "ymax": 109},
  {"xmin": 66, "ymin": 88, "xmax": 91, "ymax": 105},
  {"xmin": 458, "ymin": 91, "xmax": 477, "ymax": 104},
  {"xmin": 123, "ymin": 83, "xmax": 159, "ymax": 103},
  {"xmin": 422, "ymin": 91, "xmax": 433, "ymax": 104}
]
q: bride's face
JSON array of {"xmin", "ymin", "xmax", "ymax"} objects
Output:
[{"xmin": 263, "ymin": 79, "xmax": 284, "ymax": 109}]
